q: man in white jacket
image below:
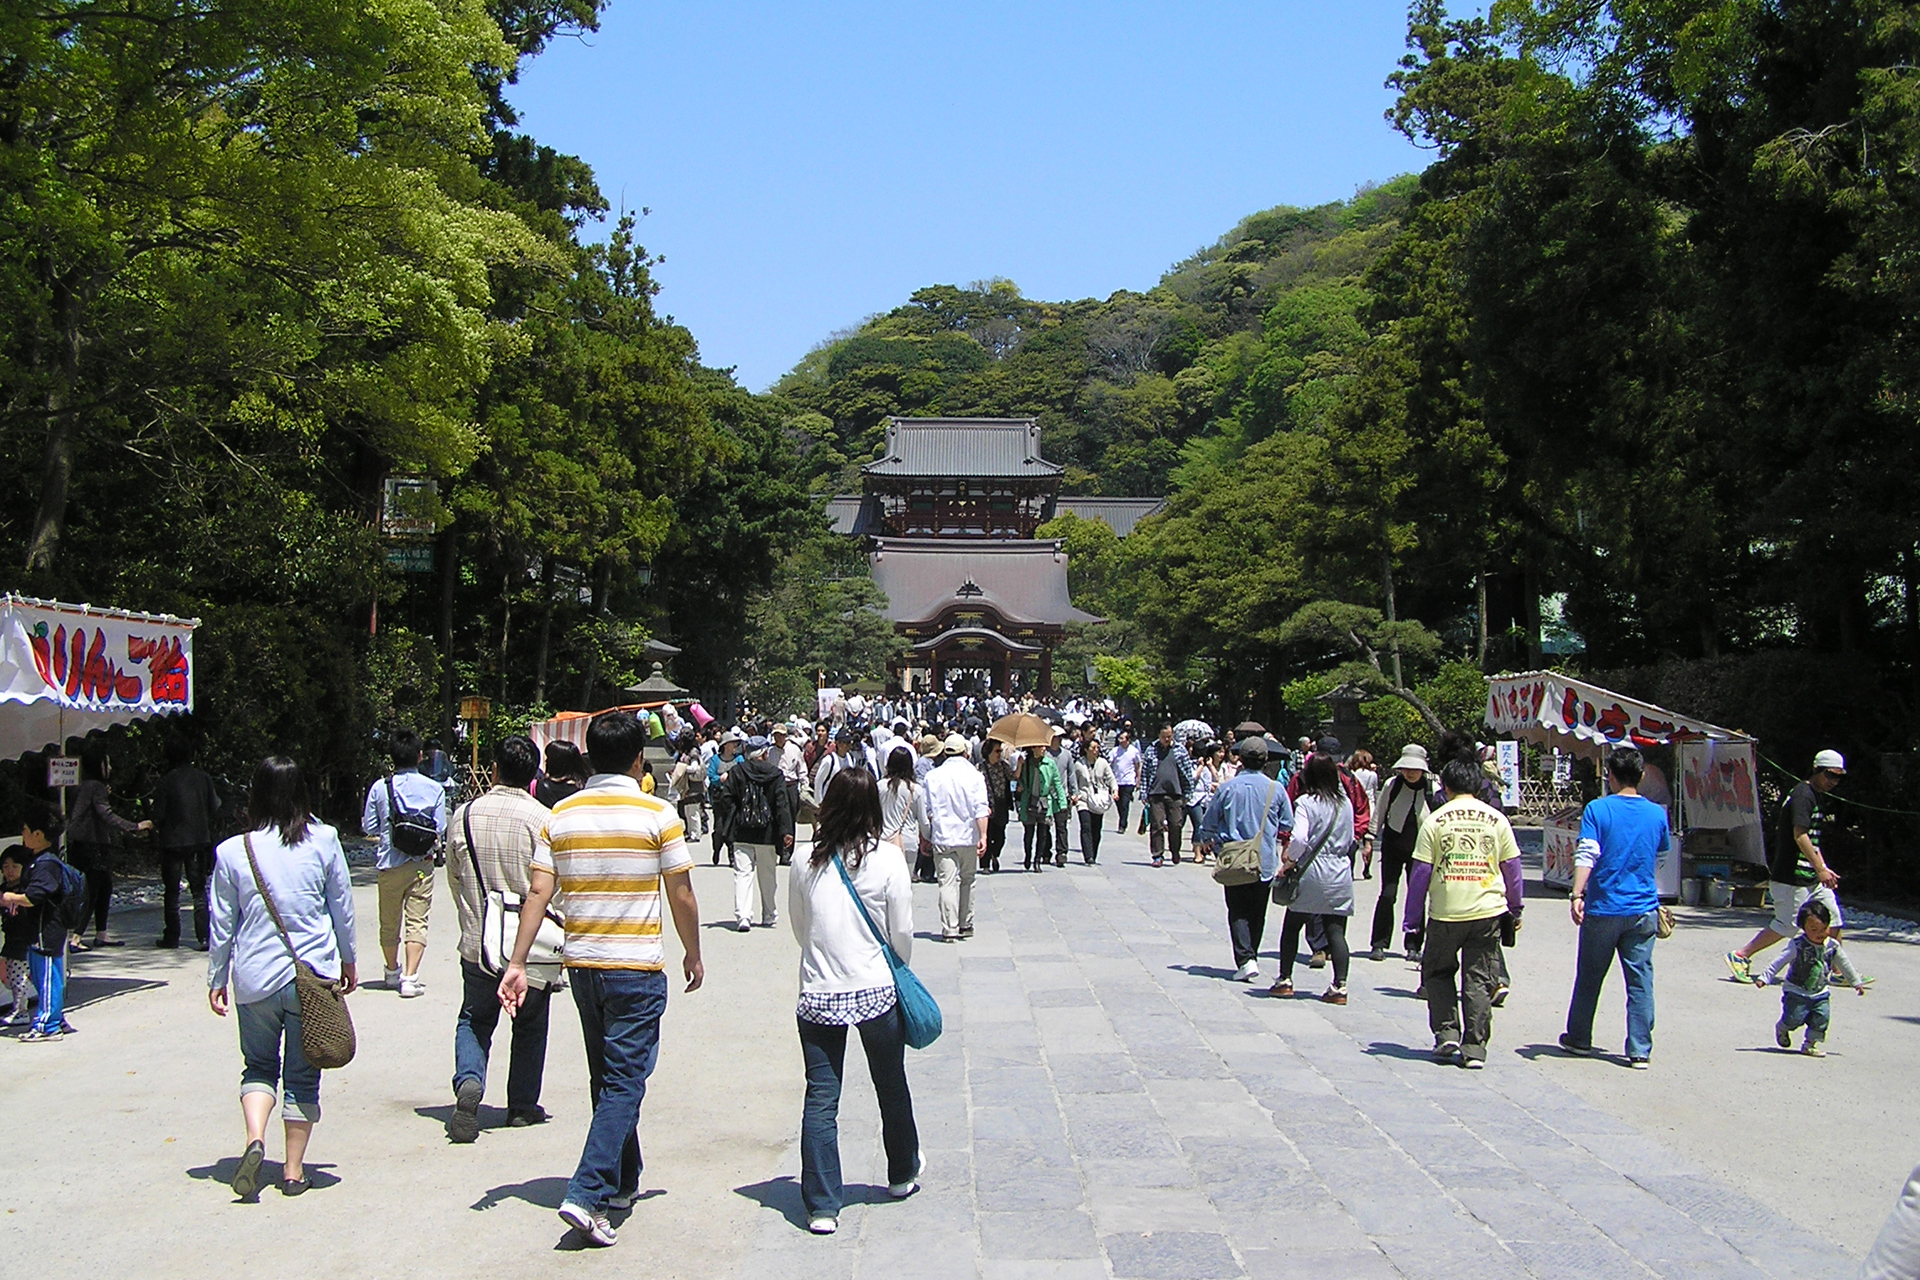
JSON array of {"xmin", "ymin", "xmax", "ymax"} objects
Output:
[{"xmin": 921, "ymin": 734, "xmax": 989, "ymax": 942}]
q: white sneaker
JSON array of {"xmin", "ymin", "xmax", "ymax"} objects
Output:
[
  {"xmin": 559, "ymin": 1201, "xmax": 617, "ymax": 1246},
  {"xmin": 1233, "ymin": 960, "xmax": 1259, "ymax": 983},
  {"xmin": 889, "ymin": 1151, "xmax": 925, "ymax": 1199},
  {"xmin": 735, "ymin": 920, "xmax": 752, "ymax": 933},
  {"xmin": 808, "ymin": 1216, "xmax": 838, "ymax": 1235},
  {"xmin": 760, "ymin": 916, "xmax": 777, "ymax": 928},
  {"xmin": 398, "ymin": 974, "xmax": 425, "ymax": 999}
]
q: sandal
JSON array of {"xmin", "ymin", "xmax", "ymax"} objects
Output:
[{"xmin": 1268, "ymin": 980, "xmax": 1294, "ymax": 997}]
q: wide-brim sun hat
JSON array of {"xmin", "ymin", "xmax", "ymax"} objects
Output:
[{"xmin": 1393, "ymin": 744, "xmax": 1429, "ymax": 772}]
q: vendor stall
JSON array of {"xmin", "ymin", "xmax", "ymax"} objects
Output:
[
  {"xmin": 1485, "ymin": 671, "xmax": 1764, "ymax": 897},
  {"xmin": 0, "ymin": 594, "xmax": 196, "ymax": 761}
]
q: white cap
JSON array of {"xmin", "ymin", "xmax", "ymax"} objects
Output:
[{"xmin": 1813, "ymin": 749, "xmax": 1846, "ymax": 774}]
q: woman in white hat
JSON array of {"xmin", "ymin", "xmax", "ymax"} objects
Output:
[{"xmin": 1369, "ymin": 745, "xmax": 1441, "ymax": 963}]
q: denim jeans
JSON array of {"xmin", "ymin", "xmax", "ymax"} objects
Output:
[
  {"xmin": 454, "ymin": 958, "xmax": 552, "ymax": 1113},
  {"xmin": 798, "ymin": 1004, "xmax": 919, "ymax": 1220},
  {"xmin": 1781, "ymin": 990, "xmax": 1831, "ymax": 1045},
  {"xmin": 566, "ymin": 967, "xmax": 667, "ymax": 1209},
  {"xmin": 1565, "ymin": 910, "xmax": 1658, "ymax": 1058},
  {"xmin": 27, "ymin": 946, "xmax": 67, "ymax": 1034},
  {"xmin": 238, "ymin": 980, "xmax": 321, "ymax": 1121}
]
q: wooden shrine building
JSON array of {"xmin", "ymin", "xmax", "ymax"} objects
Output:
[{"xmin": 831, "ymin": 418, "xmax": 1162, "ymax": 697}]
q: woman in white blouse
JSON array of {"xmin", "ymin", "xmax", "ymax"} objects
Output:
[{"xmin": 788, "ymin": 767, "xmax": 921, "ymax": 1235}]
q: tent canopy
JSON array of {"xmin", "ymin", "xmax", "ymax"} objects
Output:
[
  {"xmin": 1485, "ymin": 671, "xmax": 1749, "ymax": 752},
  {"xmin": 0, "ymin": 595, "xmax": 197, "ymax": 762}
]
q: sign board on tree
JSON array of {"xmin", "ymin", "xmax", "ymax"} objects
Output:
[
  {"xmin": 460, "ymin": 696, "xmax": 492, "ymax": 722},
  {"xmin": 46, "ymin": 756, "xmax": 78, "ymax": 787},
  {"xmin": 381, "ymin": 477, "xmax": 439, "ymax": 539},
  {"xmin": 387, "ymin": 544, "xmax": 434, "ymax": 574}
]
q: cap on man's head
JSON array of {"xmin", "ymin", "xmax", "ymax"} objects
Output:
[
  {"xmin": 1316, "ymin": 736, "xmax": 1342, "ymax": 756},
  {"xmin": 1236, "ymin": 737, "xmax": 1270, "ymax": 761},
  {"xmin": 944, "ymin": 733, "xmax": 970, "ymax": 756},
  {"xmin": 834, "ymin": 728, "xmax": 856, "ymax": 744},
  {"xmin": 1813, "ymin": 749, "xmax": 1847, "ymax": 774},
  {"xmin": 746, "ymin": 735, "xmax": 770, "ymax": 753},
  {"xmin": 771, "ymin": 724, "xmax": 789, "ymax": 738}
]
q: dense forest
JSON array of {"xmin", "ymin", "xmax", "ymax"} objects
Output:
[{"xmin": 4, "ymin": 1, "xmax": 1918, "ymax": 880}]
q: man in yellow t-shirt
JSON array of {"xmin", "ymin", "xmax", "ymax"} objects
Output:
[{"xmin": 1405, "ymin": 759, "xmax": 1525, "ymax": 1067}]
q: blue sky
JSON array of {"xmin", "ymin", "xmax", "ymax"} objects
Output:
[{"xmin": 506, "ymin": 2, "xmax": 1432, "ymax": 391}]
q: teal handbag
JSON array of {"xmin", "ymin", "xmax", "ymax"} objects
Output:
[{"xmin": 832, "ymin": 852, "xmax": 943, "ymax": 1049}]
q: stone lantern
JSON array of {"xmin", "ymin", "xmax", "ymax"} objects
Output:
[{"xmin": 1315, "ymin": 682, "xmax": 1369, "ymax": 757}]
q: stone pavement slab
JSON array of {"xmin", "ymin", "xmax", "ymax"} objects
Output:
[{"xmin": 733, "ymin": 820, "xmax": 1897, "ymax": 1279}]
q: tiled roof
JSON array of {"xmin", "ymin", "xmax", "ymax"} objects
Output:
[
  {"xmin": 1049, "ymin": 497, "xmax": 1167, "ymax": 536},
  {"xmin": 869, "ymin": 539, "xmax": 1102, "ymax": 627},
  {"xmin": 824, "ymin": 495, "xmax": 881, "ymax": 535},
  {"xmin": 862, "ymin": 418, "xmax": 1063, "ymax": 479}
]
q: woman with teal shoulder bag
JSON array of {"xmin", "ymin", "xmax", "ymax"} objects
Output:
[{"xmin": 787, "ymin": 768, "xmax": 929, "ymax": 1236}]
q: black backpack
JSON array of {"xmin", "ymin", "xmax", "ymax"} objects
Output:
[
  {"xmin": 734, "ymin": 769, "xmax": 774, "ymax": 832},
  {"xmin": 53, "ymin": 855, "xmax": 90, "ymax": 933},
  {"xmin": 386, "ymin": 777, "xmax": 440, "ymax": 858}
]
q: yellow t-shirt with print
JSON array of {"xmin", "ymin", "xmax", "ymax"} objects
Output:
[{"xmin": 1412, "ymin": 795, "xmax": 1520, "ymax": 922}]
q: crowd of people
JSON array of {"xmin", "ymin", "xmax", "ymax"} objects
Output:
[{"xmin": 0, "ymin": 693, "xmax": 1885, "ymax": 1252}]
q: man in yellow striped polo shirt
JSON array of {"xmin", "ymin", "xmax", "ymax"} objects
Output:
[{"xmin": 499, "ymin": 712, "xmax": 703, "ymax": 1249}]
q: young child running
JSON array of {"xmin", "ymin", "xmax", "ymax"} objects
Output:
[{"xmin": 1752, "ymin": 899, "xmax": 1864, "ymax": 1057}]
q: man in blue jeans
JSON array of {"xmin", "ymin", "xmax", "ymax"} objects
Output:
[
  {"xmin": 444, "ymin": 735, "xmax": 555, "ymax": 1141},
  {"xmin": 499, "ymin": 712, "xmax": 704, "ymax": 1249},
  {"xmin": 1560, "ymin": 745, "xmax": 1668, "ymax": 1067}
]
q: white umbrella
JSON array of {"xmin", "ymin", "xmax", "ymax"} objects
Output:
[{"xmin": 1173, "ymin": 718, "xmax": 1214, "ymax": 746}]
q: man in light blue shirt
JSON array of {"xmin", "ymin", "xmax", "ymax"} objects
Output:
[
  {"xmin": 362, "ymin": 728, "xmax": 447, "ymax": 998},
  {"xmin": 1196, "ymin": 738, "xmax": 1295, "ymax": 982}
]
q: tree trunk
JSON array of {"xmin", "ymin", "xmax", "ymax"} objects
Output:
[
  {"xmin": 497, "ymin": 562, "xmax": 512, "ymax": 703},
  {"xmin": 1476, "ymin": 572, "xmax": 1489, "ymax": 671},
  {"xmin": 1381, "ymin": 554, "xmax": 1404, "ymax": 690},
  {"xmin": 533, "ymin": 557, "xmax": 556, "ymax": 706},
  {"xmin": 1522, "ymin": 559, "xmax": 1543, "ymax": 668},
  {"xmin": 577, "ymin": 559, "xmax": 612, "ymax": 707},
  {"xmin": 437, "ymin": 527, "xmax": 458, "ymax": 743},
  {"xmin": 25, "ymin": 280, "xmax": 81, "ymax": 577}
]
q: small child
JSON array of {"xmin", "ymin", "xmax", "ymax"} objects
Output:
[{"xmin": 1753, "ymin": 898, "xmax": 1864, "ymax": 1057}]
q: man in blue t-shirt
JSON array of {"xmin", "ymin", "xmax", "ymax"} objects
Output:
[{"xmin": 1560, "ymin": 745, "xmax": 1669, "ymax": 1067}]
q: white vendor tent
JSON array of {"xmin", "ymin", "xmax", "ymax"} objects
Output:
[
  {"xmin": 1485, "ymin": 671, "xmax": 1765, "ymax": 894},
  {"xmin": 0, "ymin": 595, "xmax": 198, "ymax": 761}
]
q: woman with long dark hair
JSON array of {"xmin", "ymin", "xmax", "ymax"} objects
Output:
[
  {"xmin": 1269, "ymin": 752, "xmax": 1356, "ymax": 1004},
  {"xmin": 786, "ymin": 768, "xmax": 921, "ymax": 1235},
  {"xmin": 981, "ymin": 738, "xmax": 1014, "ymax": 874},
  {"xmin": 880, "ymin": 747, "xmax": 927, "ymax": 880},
  {"xmin": 207, "ymin": 757, "xmax": 358, "ymax": 1200},
  {"xmin": 66, "ymin": 747, "xmax": 152, "ymax": 948}
]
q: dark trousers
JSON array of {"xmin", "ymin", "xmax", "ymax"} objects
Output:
[
  {"xmin": 454, "ymin": 958, "xmax": 552, "ymax": 1113},
  {"xmin": 1148, "ymin": 795, "xmax": 1185, "ymax": 860},
  {"xmin": 1053, "ymin": 809, "xmax": 1070, "ymax": 863},
  {"xmin": 1224, "ymin": 880, "xmax": 1270, "ymax": 967},
  {"xmin": 1078, "ymin": 810, "xmax": 1104, "ymax": 864},
  {"xmin": 159, "ymin": 844, "xmax": 214, "ymax": 945},
  {"xmin": 1371, "ymin": 840, "xmax": 1420, "ymax": 952},
  {"xmin": 1115, "ymin": 785, "xmax": 1135, "ymax": 832},
  {"xmin": 985, "ymin": 807, "xmax": 1008, "ymax": 871},
  {"xmin": 798, "ymin": 1005, "xmax": 919, "ymax": 1220},
  {"xmin": 1279, "ymin": 911, "xmax": 1349, "ymax": 985},
  {"xmin": 69, "ymin": 841, "xmax": 112, "ymax": 935},
  {"xmin": 1422, "ymin": 916, "xmax": 1504, "ymax": 1060},
  {"xmin": 1021, "ymin": 816, "xmax": 1053, "ymax": 869},
  {"xmin": 566, "ymin": 968, "xmax": 667, "ymax": 1209}
]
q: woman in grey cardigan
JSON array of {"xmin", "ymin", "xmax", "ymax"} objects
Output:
[
  {"xmin": 1269, "ymin": 753, "xmax": 1356, "ymax": 1004},
  {"xmin": 207, "ymin": 756, "xmax": 357, "ymax": 1200}
]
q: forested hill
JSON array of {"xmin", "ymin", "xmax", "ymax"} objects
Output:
[{"xmin": 770, "ymin": 177, "xmax": 1417, "ymax": 497}]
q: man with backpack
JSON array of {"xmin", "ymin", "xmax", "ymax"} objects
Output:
[
  {"xmin": 362, "ymin": 728, "xmax": 448, "ymax": 998},
  {"xmin": 725, "ymin": 736, "xmax": 792, "ymax": 932},
  {"xmin": 0, "ymin": 806, "xmax": 80, "ymax": 1040}
]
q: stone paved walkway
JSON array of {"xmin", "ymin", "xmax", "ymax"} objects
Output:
[{"xmin": 733, "ymin": 825, "xmax": 1852, "ymax": 1280}]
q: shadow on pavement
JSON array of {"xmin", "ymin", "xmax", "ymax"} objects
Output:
[
  {"xmin": 472, "ymin": 1175, "xmax": 571, "ymax": 1211},
  {"xmin": 187, "ymin": 1157, "xmax": 340, "ymax": 1198},
  {"xmin": 415, "ymin": 1103, "xmax": 514, "ymax": 1135},
  {"xmin": 1364, "ymin": 1041, "xmax": 1441, "ymax": 1062},
  {"xmin": 1168, "ymin": 963, "xmax": 1236, "ymax": 980},
  {"xmin": 734, "ymin": 1175, "xmax": 808, "ymax": 1229},
  {"xmin": 64, "ymin": 975, "xmax": 166, "ymax": 1012}
]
